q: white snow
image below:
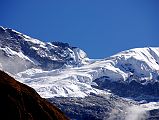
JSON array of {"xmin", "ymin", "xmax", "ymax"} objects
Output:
[
  {"xmin": 17, "ymin": 67, "xmax": 111, "ymax": 98},
  {"xmin": 13, "ymin": 47, "xmax": 159, "ymax": 98},
  {"xmin": 0, "ymin": 47, "xmax": 37, "ymax": 64},
  {"xmin": 73, "ymin": 48, "xmax": 88, "ymax": 65}
]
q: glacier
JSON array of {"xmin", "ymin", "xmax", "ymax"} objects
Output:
[{"xmin": 16, "ymin": 47, "xmax": 159, "ymax": 98}]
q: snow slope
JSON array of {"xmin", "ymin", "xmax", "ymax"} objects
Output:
[{"xmin": 16, "ymin": 47, "xmax": 159, "ymax": 98}]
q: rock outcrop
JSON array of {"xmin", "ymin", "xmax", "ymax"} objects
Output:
[{"xmin": 0, "ymin": 70, "xmax": 69, "ymax": 120}]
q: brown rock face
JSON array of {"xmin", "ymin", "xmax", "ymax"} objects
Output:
[{"xmin": 0, "ymin": 70, "xmax": 69, "ymax": 120}]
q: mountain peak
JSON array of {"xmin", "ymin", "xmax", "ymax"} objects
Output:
[{"xmin": 0, "ymin": 26, "xmax": 89, "ymax": 73}]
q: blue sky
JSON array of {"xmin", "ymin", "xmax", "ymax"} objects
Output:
[{"xmin": 1, "ymin": 0, "xmax": 159, "ymax": 58}]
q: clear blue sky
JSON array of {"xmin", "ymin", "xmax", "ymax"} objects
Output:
[{"xmin": 1, "ymin": 0, "xmax": 159, "ymax": 58}]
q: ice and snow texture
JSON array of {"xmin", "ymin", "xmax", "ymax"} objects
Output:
[{"xmin": 16, "ymin": 47, "xmax": 159, "ymax": 98}]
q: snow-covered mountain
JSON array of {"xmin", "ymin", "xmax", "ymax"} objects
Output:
[
  {"xmin": 0, "ymin": 26, "xmax": 89, "ymax": 74},
  {"xmin": 1, "ymin": 26, "xmax": 159, "ymax": 100},
  {"xmin": 16, "ymin": 47, "xmax": 159, "ymax": 99}
]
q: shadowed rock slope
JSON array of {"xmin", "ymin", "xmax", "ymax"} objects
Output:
[{"xmin": 0, "ymin": 70, "xmax": 69, "ymax": 120}]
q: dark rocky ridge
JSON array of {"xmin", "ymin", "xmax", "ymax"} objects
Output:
[
  {"xmin": 48, "ymin": 95, "xmax": 134, "ymax": 120},
  {"xmin": 0, "ymin": 70, "xmax": 69, "ymax": 120},
  {"xmin": 49, "ymin": 96, "xmax": 159, "ymax": 120},
  {"xmin": 94, "ymin": 76, "xmax": 159, "ymax": 101},
  {"xmin": 148, "ymin": 109, "xmax": 159, "ymax": 120}
]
